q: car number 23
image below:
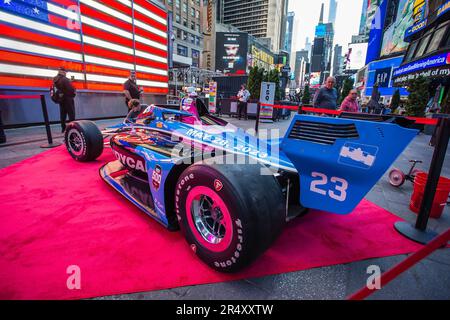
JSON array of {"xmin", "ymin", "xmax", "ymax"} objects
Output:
[{"xmin": 310, "ymin": 172, "xmax": 348, "ymax": 202}]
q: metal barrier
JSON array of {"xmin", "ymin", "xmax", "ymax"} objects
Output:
[{"xmin": 0, "ymin": 94, "xmax": 61, "ymax": 148}]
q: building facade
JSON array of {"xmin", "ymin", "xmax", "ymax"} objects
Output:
[
  {"xmin": 163, "ymin": 0, "xmax": 203, "ymax": 68},
  {"xmin": 283, "ymin": 11, "xmax": 295, "ymax": 54},
  {"xmin": 328, "ymin": 0, "xmax": 338, "ymax": 25},
  {"xmin": 217, "ymin": 0, "xmax": 287, "ymax": 52}
]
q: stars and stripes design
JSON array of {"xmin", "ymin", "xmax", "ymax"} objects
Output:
[{"xmin": 0, "ymin": 0, "xmax": 168, "ymax": 94}]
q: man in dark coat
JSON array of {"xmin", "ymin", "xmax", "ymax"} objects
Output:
[
  {"xmin": 123, "ymin": 70, "xmax": 142, "ymax": 111},
  {"xmin": 53, "ymin": 67, "xmax": 76, "ymax": 132}
]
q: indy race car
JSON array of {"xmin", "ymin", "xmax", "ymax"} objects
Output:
[{"xmin": 64, "ymin": 96, "xmax": 418, "ymax": 272}]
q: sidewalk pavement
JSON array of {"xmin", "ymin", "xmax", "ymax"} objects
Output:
[{"xmin": 1, "ymin": 115, "xmax": 449, "ymax": 300}]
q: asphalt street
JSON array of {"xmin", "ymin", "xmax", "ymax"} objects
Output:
[{"xmin": 1, "ymin": 114, "xmax": 449, "ymax": 300}]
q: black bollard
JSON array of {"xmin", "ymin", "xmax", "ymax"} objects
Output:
[
  {"xmin": 40, "ymin": 94, "xmax": 61, "ymax": 148},
  {"xmin": 254, "ymin": 103, "xmax": 261, "ymax": 135}
]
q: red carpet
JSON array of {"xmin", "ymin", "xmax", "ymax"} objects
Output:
[{"xmin": 0, "ymin": 147, "xmax": 421, "ymax": 299}]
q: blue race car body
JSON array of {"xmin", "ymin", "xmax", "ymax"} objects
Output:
[{"xmin": 66, "ymin": 97, "xmax": 417, "ymax": 271}]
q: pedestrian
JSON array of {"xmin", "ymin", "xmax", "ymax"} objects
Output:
[
  {"xmin": 313, "ymin": 76, "xmax": 338, "ymax": 110},
  {"xmin": 123, "ymin": 70, "xmax": 142, "ymax": 111},
  {"xmin": 237, "ymin": 84, "xmax": 250, "ymax": 120},
  {"xmin": 53, "ymin": 66, "xmax": 76, "ymax": 133},
  {"xmin": 339, "ymin": 89, "xmax": 359, "ymax": 113}
]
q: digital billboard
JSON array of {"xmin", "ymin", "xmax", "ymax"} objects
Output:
[
  {"xmin": 365, "ymin": 55, "xmax": 408, "ymax": 97},
  {"xmin": 215, "ymin": 32, "xmax": 248, "ymax": 75},
  {"xmin": 310, "ymin": 72, "xmax": 321, "ymax": 88},
  {"xmin": 380, "ymin": 0, "xmax": 414, "ymax": 57},
  {"xmin": 0, "ymin": 0, "xmax": 169, "ymax": 94},
  {"xmin": 348, "ymin": 43, "xmax": 368, "ymax": 70},
  {"xmin": 365, "ymin": 0, "xmax": 387, "ymax": 64}
]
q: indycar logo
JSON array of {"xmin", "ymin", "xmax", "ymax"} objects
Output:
[
  {"xmin": 152, "ymin": 165, "xmax": 162, "ymax": 191},
  {"xmin": 338, "ymin": 143, "xmax": 378, "ymax": 169},
  {"xmin": 113, "ymin": 149, "xmax": 146, "ymax": 173}
]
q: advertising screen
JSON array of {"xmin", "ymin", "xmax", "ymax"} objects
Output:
[
  {"xmin": 380, "ymin": 0, "xmax": 414, "ymax": 57},
  {"xmin": 348, "ymin": 43, "xmax": 368, "ymax": 70},
  {"xmin": 310, "ymin": 72, "xmax": 321, "ymax": 88},
  {"xmin": 215, "ymin": 32, "xmax": 248, "ymax": 75},
  {"xmin": 0, "ymin": 0, "xmax": 169, "ymax": 94}
]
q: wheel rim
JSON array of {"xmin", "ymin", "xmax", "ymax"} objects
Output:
[
  {"xmin": 67, "ymin": 129, "xmax": 84, "ymax": 156},
  {"xmin": 389, "ymin": 170, "xmax": 404, "ymax": 186},
  {"xmin": 185, "ymin": 186, "xmax": 233, "ymax": 252}
]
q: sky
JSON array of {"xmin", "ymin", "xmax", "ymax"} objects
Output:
[{"xmin": 289, "ymin": 0, "xmax": 364, "ymax": 54}]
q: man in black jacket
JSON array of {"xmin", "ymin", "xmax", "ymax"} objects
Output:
[
  {"xmin": 123, "ymin": 70, "xmax": 142, "ymax": 111},
  {"xmin": 53, "ymin": 67, "xmax": 76, "ymax": 132}
]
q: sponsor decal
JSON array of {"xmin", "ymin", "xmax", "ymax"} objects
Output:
[
  {"xmin": 112, "ymin": 149, "xmax": 146, "ymax": 173},
  {"xmin": 152, "ymin": 165, "xmax": 162, "ymax": 191},
  {"xmin": 214, "ymin": 179, "xmax": 223, "ymax": 192},
  {"xmin": 156, "ymin": 122, "xmax": 163, "ymax": 128},
  {"xmin": 338, "ymin": 143, "xmax": 378, "ymax": 170},
  {"xmin": 184, "ymin": 129, "xmax": 268, "ymax": 159}
]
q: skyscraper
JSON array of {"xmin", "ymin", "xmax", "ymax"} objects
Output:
[
  {"xmin": 218, "ymin": 0, "xmax": 287, "ymax": 52},
  {"xmin": 332, "ymin": 44, "xmax": 343, "ymax": 76},
  {"xmin": 283, "ymin": 12, "xmax": 295, "ymax": 54},
  {"xmin": 328, "ymin": 0, "xmax": 338, "ymax": 25},
  {"xmin": 310, "ymin": 3, "xmax": 334, "ymax": 81}
]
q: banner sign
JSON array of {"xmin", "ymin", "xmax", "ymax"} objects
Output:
[
  {"xmin": 208, "ymin": 81, "xmax": 217, "ymax": 113},
  {"xmin": 393, "ymin": 53, "xmax": 449, "ymax": 77},
  {"xmin": 437, "ymin": 0, "xmax": 450, "ymax": 18},
  {"xmin": 259, "ymin": 82, "xmax": 275, "ymax": 121},
  {"xmin": 404, "ymin": 19, "xmax": 428, "ymax": 41},
  {"xmin": 374, "ymin": 67, "xmax": 392, "ymax": 87},
  {"xmin": 393, "ymin": 53, "xmax": 450, "ymax": 85}
]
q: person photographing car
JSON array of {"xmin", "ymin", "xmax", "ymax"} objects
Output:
[
  {"xmin": 52, "ymin": 66, "xmax": 76, "ymax": 133},
  {"xmin": 123, "ymin": 70, "xmax": 143, "ymax": 111}
]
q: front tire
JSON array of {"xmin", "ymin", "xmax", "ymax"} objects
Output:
[
  {"xmin": 65, "ymin": 120, "xmax": 103, "ymax": 162},
  {"xmin": 175, "ymin": 163, "xmax": 285, "ymax": 272}
]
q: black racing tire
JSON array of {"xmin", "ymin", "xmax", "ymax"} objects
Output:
[
  {"xmin": 65, "ymin": 120, "xmax": 103, "ymax": 162},
  {"xmin": 175, "ymin": 163, "xmax": 286, "ymax": 273}
]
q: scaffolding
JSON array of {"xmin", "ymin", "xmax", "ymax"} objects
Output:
[{"xmin": 168, "ymin": 67, "xmax": 223, "ymax": 104}]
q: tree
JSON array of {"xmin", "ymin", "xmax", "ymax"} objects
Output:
[
  {"xmin": 247, "ymin": 66, "xmax": 265, "ymax": 100},
  {"xmin": 390, "ymin": 89, "xmax": 401, "ymax": 112},
  {"xmin": 405, "ymin": 77, "xmax": 430, "ymax": 117},
  {"xmin": 302, "ymin": 85, "xmax": 311, "ymax": 105},
  {"xmin": 339, "ymin": 77, "xmax": 354, "ymax": 104}
]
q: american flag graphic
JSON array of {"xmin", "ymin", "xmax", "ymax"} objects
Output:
[{"xmin": 0, "ymin": 0, "xmax": 168, "ymax": 94}]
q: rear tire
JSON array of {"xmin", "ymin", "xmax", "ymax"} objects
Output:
[
  {"xmin": 65, "ymin": 120, "xmax": 103, "ymax": 162},
  {"xmin": 175, "ymin": 163, "xmax": 286, "ymax": 272}
]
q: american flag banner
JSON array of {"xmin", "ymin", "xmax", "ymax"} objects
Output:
[{"xmin": 0, "ymin": 0, "xmax": 169, "ymax": 94}]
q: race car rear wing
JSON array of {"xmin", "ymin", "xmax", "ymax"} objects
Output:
[{"xmin": 281, "ymin": 115, "xmax": 418, "ymax": 214}]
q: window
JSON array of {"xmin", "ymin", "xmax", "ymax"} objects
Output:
[
  {"xmin": 196, "ymin": 24, "xmax": 200, "ymax": 33},
  {"xmin": 426, "ymin": 26, "xmax": 447, "ymax": 54},
  {"xmin": 182, "ymin": 2, "xmax": 187, "ymax": 12},
  {"xmin": 404, "ymin": 40, "xmax": 418, "ymax": 62},
  {"xmin": 191, "ymin": 7, "xmax": 195, "ymax": 17},
  {"xmin": 190, "ymin": 33, "xmax": 195, "ymax": 44},
  {"xmin": 414, "ymin": 31, "xmax": 432, "ymax": 58},
  {"xmin": 183, "ymin": 18, "xmax": 187, "ymax": 27},
  {"xmin": 176, "ymin": 0, "xmax": 180, "ymax": 8},
  {"xmin": 196, "ymin": 10, "xmax": 200, "ymax": 19},
  {"xmin": 182, "ymin": 30, "xmax": 187, "ymax": 41},
  {"xmin": 192, "ymin": 49, "xmax": 200, "ymax": 67},
  {"xmin": 177, "ymin": 44, "xmax": 188, "ymax": 57},
  {"xmin": 175, "ymin": 14, "xmax": 180, "ymax": 23}
]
